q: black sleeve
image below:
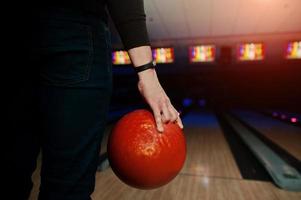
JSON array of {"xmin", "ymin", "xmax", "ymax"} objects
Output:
[{"xmin": 107, "ymin": 0, "xmax": 150, "ymax": 50}]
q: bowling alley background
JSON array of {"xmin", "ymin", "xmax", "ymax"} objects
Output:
[
  {"xmin": 109, "ymin": 0, "xmax": 301, "ymax": 114},
  {"xmin": 28, "ymin": 1, "xmax": 301, "ymax": 199}
]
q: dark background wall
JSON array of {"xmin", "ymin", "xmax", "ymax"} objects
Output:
[{"xmin": 111, "ymin": 32, "xmax": 301, "ymax": 112}]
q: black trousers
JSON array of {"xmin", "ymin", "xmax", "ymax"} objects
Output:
[{"xmin": 8, "ymin": 8, "xmax": 112, "ymax": 200}]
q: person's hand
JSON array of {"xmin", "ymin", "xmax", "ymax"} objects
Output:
[{"xmin": 137, "ymin": 69, "xmax": 184, "ymax": 132}]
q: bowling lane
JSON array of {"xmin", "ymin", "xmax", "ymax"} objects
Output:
[
  {"xmin": 29, "ymin": 110, "xmax": 301, "ymax": 200},
  {"xmin": 100, "ymin": 110, "xmax": 242, "ymax": 179},
  {"xmin": 181, "ymin": 111, "xmax": 242, "ymax": 179},
  {"xmin": 92, "ymin": 167, "xmax": 301, "ymax": 200},
  {"xmin": 29, "ymin": 156, "xmax": 301, "ymax": 200},
  {"xmin": 233, "ymin": 110, "xmax": 301, "ymax": 161}
]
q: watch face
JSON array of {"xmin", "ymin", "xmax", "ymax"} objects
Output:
[{"xmin": 152, "ymin": 60, "xmax": 156, "ymax": 66}]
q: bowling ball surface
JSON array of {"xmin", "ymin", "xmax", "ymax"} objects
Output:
[{"xmin": 108, "ymin": 109, "xmax": 186, "ymax": 189}]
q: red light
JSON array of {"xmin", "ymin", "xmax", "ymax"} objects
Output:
[
  {"xmin": 237, "ymin": 43, "xmax": 264, "ymax": 61},
  {"xmin": 285, "ymin": 41, "xmax": 301, "ymax": 59},
  {"xmin": 112, "ymin": 50, "xmax": 131, "ymax": 65},
  {"xmin": 189, "ymin": 45, "xmax": 215, "ymax": 63},
  {"xmin": 152, "ymin": 48, "xmax": 174, "ymax": 64},
  {"xmin": 291, "ymin": 117, "xmax": 298, "ymax": 123},
  {"xmin": 281, "ymin": 114, "xmax": 286, "ymax": 119}
]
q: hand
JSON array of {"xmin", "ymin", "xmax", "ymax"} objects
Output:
[{"xmin": 137, "ymin": 69, "xmax": 184, "ymax": 132}]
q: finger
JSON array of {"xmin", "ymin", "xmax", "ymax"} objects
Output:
[
  {"xmin": 152, "ymin": 106, "xmax": 164, "ymax": 132},
  {"xmin": 161, "ymin": 102, "xmax": 171, "ymax": 123},
  {"xmin": 176, "ymin": 114, "xmax": 184, "ymax": 129},
  {"xmin": 167, "ymin": 104, "xmax": 178, "ymax": 123},
  {"xmin": 171, "ymin": 107, "xmax": 184, "ymax": 129}
]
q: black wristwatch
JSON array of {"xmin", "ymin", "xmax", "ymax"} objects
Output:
[{"xmin": 134, "ymin": 60, "xmax": 156, "ymax": 73}]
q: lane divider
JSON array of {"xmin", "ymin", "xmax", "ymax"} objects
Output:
[{"xmin": 224, "ymin": 114, "xmax": 301, "ymax": 191}]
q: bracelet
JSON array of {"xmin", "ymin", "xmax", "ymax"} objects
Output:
[{"xmin": 134, "ymin": 60, "xmax": 156, "ymax": 73}]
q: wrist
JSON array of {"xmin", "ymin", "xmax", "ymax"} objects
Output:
[
  {"xmin": 133, "ymin": 60, "xmax": 156, "ymax": 73},
  {"xmin": 137, "ymin": 68, "xmax": 157, "ymax": 81}
]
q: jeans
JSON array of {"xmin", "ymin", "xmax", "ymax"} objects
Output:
[{"xmin": 9, "ymin": 8, "xmax": 112, "ymax": 200}]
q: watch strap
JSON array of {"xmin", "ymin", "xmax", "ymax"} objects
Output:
[{"xmin": 134, "ymin": 60, "xmax": 156, "ymax": 73}]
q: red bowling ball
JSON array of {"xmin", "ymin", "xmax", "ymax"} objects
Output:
[{"xmin": 108, "ymin": 109, "xmax": 186, "ymax": 189}]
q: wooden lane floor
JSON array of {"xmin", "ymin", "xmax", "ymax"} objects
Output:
[
  {"xmin": 29, "ymin": 161, "xmax": 301, "ymax": 200},
  {"xmin": 234, "ymin": 111, "xmax": 301, "ymax": 161},
  {"xmin": 180, "ymin": 111, "xmax": 241, "ymax": 178},
  {"xmin": 29, "ymin": 111, "xmax": 301, "ymax": 199},
  {"xmin": 91, "ymin": 168, "xmax": 301, "ymax": 200}
]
